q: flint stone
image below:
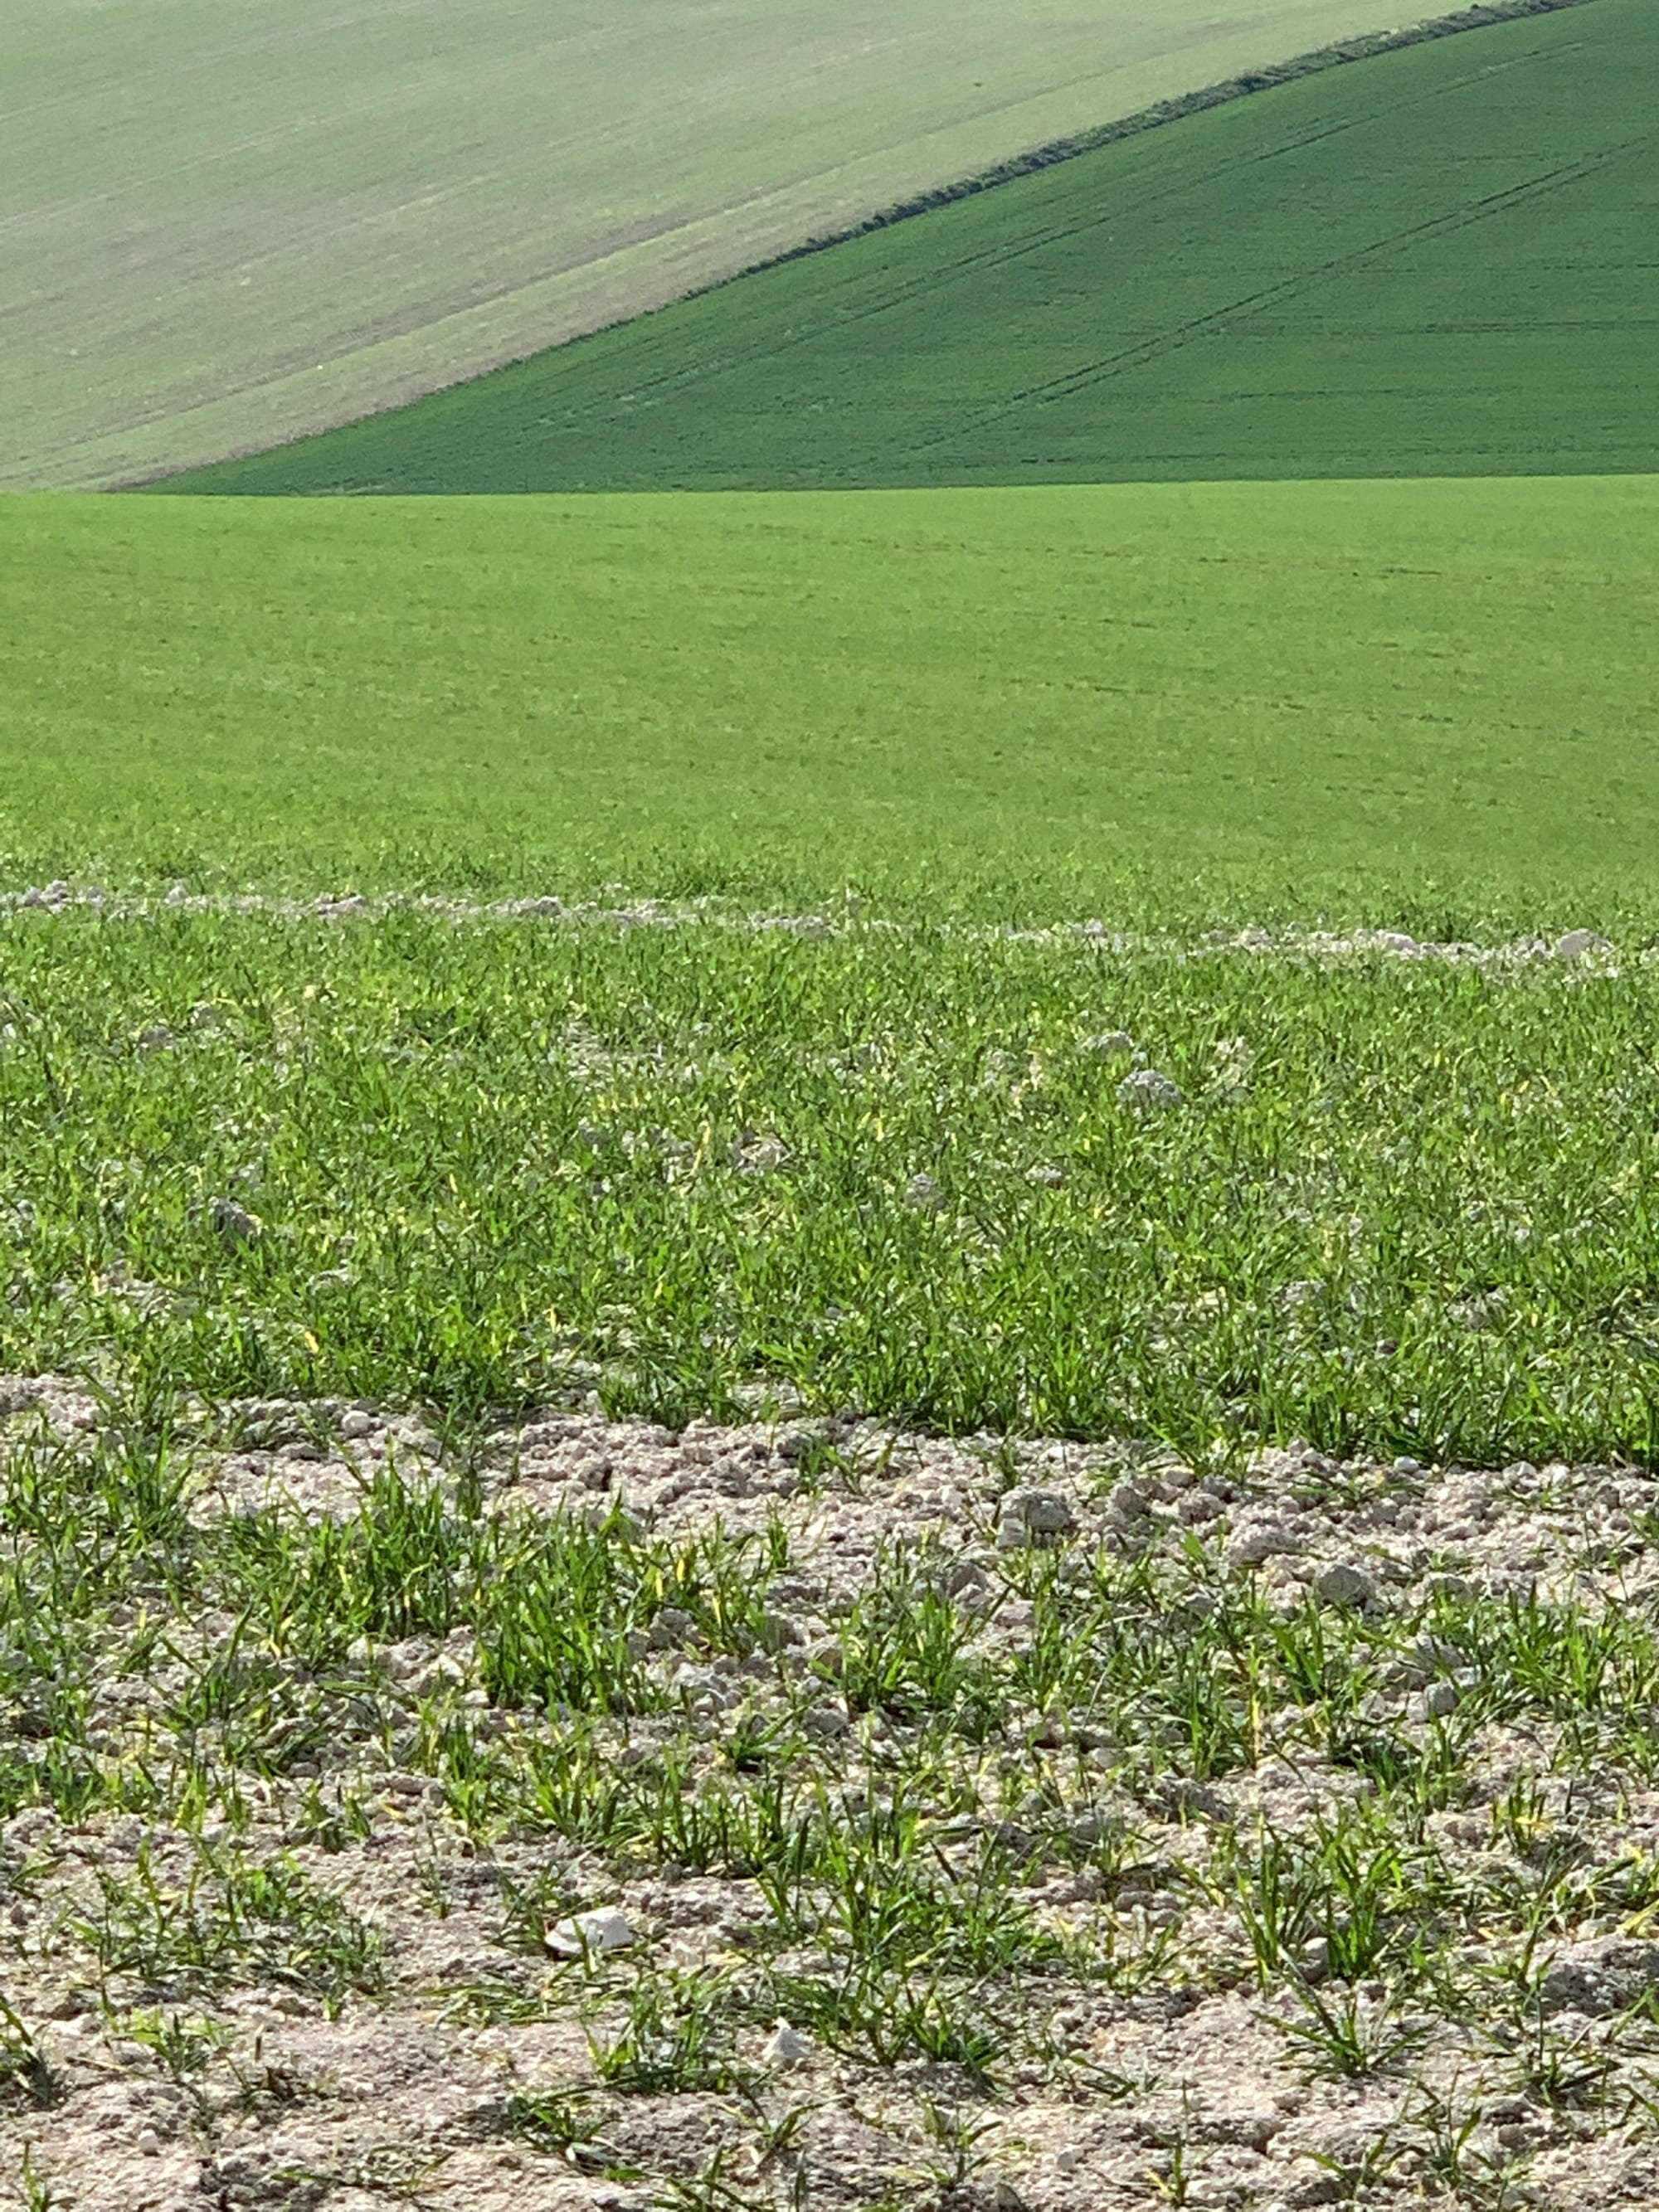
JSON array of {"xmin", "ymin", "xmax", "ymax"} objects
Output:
[
  {"xmin": 209, "ymin": 1197, "xmax": 262, "ymax": 1248},
  {"xmin": 1312, "ymin": 1560, "xmax": 1378, "ymax": 1607},
  {"xmin": 1554, "ymin": 929, "xmax": 1614, "ymax": 963},
  {"xmin": 1225, "ymin": 1521, "xmax": 1300, "ymax": 1567},
  {"xmin": 1118, "ymin": 1067, "xmax": 1184, "ymax": 1111},
  {"xmin": 546, "ymin": 1907, "xmax": 639, "ymax": 1959},
  {"xmin": 761, "ymin": 2020, "xmax": 810, "ymax": 2066},
  {"xmin": 940, "ymin": 2183, "xmax": 1027, "ymax": 2212},
  {"xmin": 1001, "ymin": 1486, "xmax": 1077, "ymax": 1534},
  {"xmin": 1540, "ymin": 1937, "xmax": 1659, "ymax": 2017}
]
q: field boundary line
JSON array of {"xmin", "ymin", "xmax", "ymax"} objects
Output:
[
  {"xmin": 533, "ymin": 1, "xmax": 1611, "ymax": 364},
  {"xmin": 746, "ymin": 0, "xmax": 1606, "ymax": 265},
  {"xmin": 0, "ymin": 880, "xmax": 1632, "ymax": 972}
]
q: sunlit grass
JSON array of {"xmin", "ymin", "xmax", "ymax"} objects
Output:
[{"xmin": 2, "ymin": 907, "xmax": 1657, "ymax": 1461}]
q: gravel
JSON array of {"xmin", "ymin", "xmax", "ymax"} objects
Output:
[{"xmin": 0, "ymin": 880, "xmax": 1634, "ymax": 975}]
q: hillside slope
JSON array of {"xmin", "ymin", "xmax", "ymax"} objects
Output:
[
  {"xmin": 173, "ymin": 0, "xmax": 1655, "ymax": 493},
  {"xmin": 2, "ymin": 0, "xmax": 1411, "ymax": 490}
]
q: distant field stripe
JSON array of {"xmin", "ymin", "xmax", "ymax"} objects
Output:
[
  {"xmin": 0, "ymin": 886, "xmax": 1637, "ymax": 980},
  {"xmin": 1006, "ymin": 143, "xmax": 1632, "ymax": 421},
  {"xmin": 6, "ymin": 477, "xmax": 1659, "ymax": 935}
]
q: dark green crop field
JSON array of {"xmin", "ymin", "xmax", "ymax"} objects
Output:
[
  {"xmin": 168, "ymin": 0, "xmax": 1658, "ymax": 495},
  {"xmin": 4, "ymin": 478, "xmax": 1657, "ymax": 928}
]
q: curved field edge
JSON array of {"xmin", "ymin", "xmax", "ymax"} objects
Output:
[
  {"xmin": 163, "ymin": 0, "xmax": 1647, "ymax": 496},
  {"xmin": 5, "ymin": 478, "xmax": 1657, "ymax": 936},
  {"xmin": 2, "ymin": 0, "xmax": 1419, "ymax": 493},
  {"xmin": 722, "ymin": 0, "xmax": 1608, "ymax": 269},
  {"xmin": 153, "ymin": 0, "xmax": 1603, "ymax": 494}
]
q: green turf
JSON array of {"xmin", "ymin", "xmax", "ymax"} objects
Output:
[
  {"xmin": 3, "ymin": 479, "xmax": 1657, "ymax": 932},
  {"xmin": 168, "ymin": 0, "xmax": 1657, "ymax": 494},
  {"xmin": 1, "ymin": 0, "xmax": 1406, "ymax": 490}
]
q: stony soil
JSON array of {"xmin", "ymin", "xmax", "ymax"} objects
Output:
[
  {"xmin": 0, "ymin": 878, "xmax": 1627, "ymax": 974},
  {"xmin": 2, "ymin": 1381, "xmax": 1657, "ymax": 2209}
]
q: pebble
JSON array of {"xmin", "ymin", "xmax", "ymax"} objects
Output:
[
  {"xmin": 762, "ymin": 2020, "xmax": 811, "ymax": 2066},
  {"xmin": 996, "ymin": 1486, "xmax": 1078, "ymax": 1547},
  {"xmin": 1312, "ymin": 1560, "xmax": 1377, "ymax": 1607},
  {"xmin": 647, "ymin": 1606, "xmax": 697, "ymax": 1651},
  {"xmin": 208, "ymin": 1196, "xmax": 262, "ymax": 1247},
  {"xmin": 1117, "ymin": 1067, "xmax": 1184, "ymax": 1111},
  {"xmin": 1178, "ymin": 1486, "xmax": 1224, "ymax": 1524},
  {"xmin": 1225, "ymin": 1521, "xmax": 1299, "ymax": 1567},
  {"xmin": 546, "ymin": 1907, "xmax": 640, "ymax": 1958},
  {"xmin": 1554, "ymin": 929, "xmax": 1614, "ymax": 962}
]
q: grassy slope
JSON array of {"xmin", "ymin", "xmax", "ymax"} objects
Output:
[
  {"xmin": 175, "ymin": 0, "xmax": 1657, "ymax": 494},
  {"xmin": 2, "ymin": 479, "xmax": 1656, "ymax": 930},
  {"xmin": 0, "ymin": 0, "xmax": 1407, "ymax": 492}
]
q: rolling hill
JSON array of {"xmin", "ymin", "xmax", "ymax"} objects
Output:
[
  {"xmin": 168, "ymin": 0, "xmax": 1655, "ymax": 493},
  {"xmin": 2, "ymin": 0, "xmax": 1413, "ymax": 490}
]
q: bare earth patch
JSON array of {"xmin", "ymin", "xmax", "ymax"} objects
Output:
[{"xmin": 2, "ymin": 1382, "xmax": 1657, "ymax": 2208}]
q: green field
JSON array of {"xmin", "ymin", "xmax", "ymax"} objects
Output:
[
  {"xmin": 5, "ymin": 470, "xmax": 1658, "ymax": 1455},
  {"xmin": 173, "ymin": 0, "xmax": 1657, "ymax": 494},
  {"xmin": 5, "ymin": 478, "xmax": 1657, "ymax": 928},
  {"xmin": 9, "ymin": 901, "xmax": 1659, "ymax": 1466},
  {"xmin": 12, "ymin": 8, "xmax": 1659, "ymax": 2196},
  {"xmin": 0, "ymin": 0, "xmax": 1408, "ymax": 492}
]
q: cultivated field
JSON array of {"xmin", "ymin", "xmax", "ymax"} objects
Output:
[
  {"xmin": 4, "ymin": 478, "xmax": 1657, "ymax": 924},
  {"xmin": 0, "ymin": 0, "xmax": 1410, "ymax": 492},
  {"xmin": 172, "ymin": 0, "xmax": 1659, "ymax": 495},
  {"xmin": 5, "ymin": 470, "xmax": 1659, "ymax": 2204},
  {"xmin": 9, "ymin": 9, "xmax": 1659, "ymax": 2208},
  {"xmin": 3, "ymin": 895, "xmax": 1659, "ymax": 1458},
  {"xmin": 4, "ymin": 894, "xmax": 1659, "ymax": 2207}
]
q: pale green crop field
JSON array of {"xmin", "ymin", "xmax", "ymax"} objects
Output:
[
  {"xmin": 194, "ymin": 0, "xmax": 1656, "ymax": 496},
  {"xmin": 4, "ymin": 479, "xmax": 1657, "ymax": 931},
  {"xmin": 4, "ymin": 472, "xmax": 1659, "ymax": 1458},
  {"xmin": 3, "ymin": 0, "xmax": 1417, "ymax": 490}
]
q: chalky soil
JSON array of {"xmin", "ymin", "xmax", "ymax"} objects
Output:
[{"xmin": 1, "ymin": 1382, "xmax": 1657, "ymax": 2207}]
